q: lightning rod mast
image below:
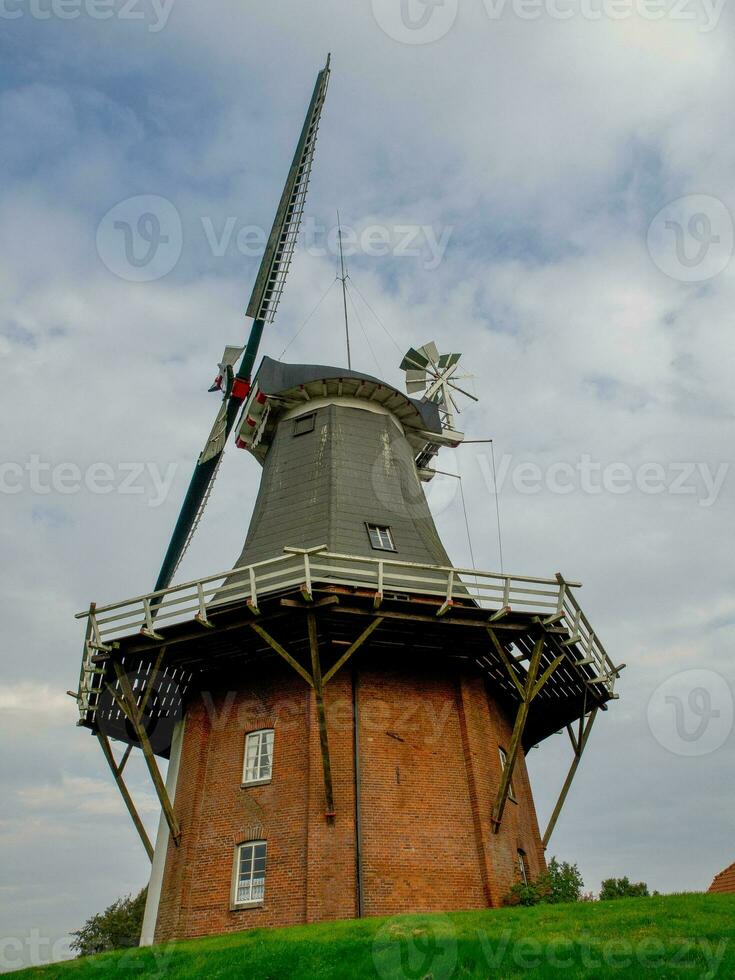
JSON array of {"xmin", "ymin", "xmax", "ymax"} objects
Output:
[{"xmin": 337, "ymin": 210, "xmax": 351, "ymax": 369}]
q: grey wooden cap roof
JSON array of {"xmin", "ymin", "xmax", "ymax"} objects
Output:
[{"xmin": 255, "ymin": 356, "xmax": 443, "ymax": 434}]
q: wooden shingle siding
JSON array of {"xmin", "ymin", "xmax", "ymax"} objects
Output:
[{"xmin": 230, "ymin": 404, "xmax": 454, "ymax": 570}]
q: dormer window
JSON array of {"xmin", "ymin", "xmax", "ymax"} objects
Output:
[
  {"xmin": 366, "ymin": 523, "xmax": 396, "ymax": 552},
  {"xmin": 292, "ymin": 413, "xmax": 316, "ymax": 436}
]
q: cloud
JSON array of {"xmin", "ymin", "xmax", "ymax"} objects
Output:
[
  {"xmin": 0, "ymin": 684, "xmax": 72, "ymax": 721},
  {"xmin": 16, "ymin": 775, "xmax": 159, "ymax": 817},
  {"xmin": 2, "ymin": 0, "xmax": 734, "ymax": 965}
]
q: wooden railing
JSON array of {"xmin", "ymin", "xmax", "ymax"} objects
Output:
[{"xmin": 74, "ymin": 546, "xmax": 619, "ymax": 716}]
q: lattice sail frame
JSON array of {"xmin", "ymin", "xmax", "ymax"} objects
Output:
[{"xmin": 246, "ymin": 56, "xmax": 331, "ymax": 324}]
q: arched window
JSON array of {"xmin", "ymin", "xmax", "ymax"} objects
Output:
[{"xmin": 243, "ymin": 729, "xmax": 275, "ymax": 785}]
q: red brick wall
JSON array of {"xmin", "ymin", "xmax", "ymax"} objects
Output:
[
  {"xmin": 154, "ymin": 657, "xmax": 545, "ymax": 941},
  {"xmin": 358, "ymin": 663, "xmax": 487, "ymax": 915}
]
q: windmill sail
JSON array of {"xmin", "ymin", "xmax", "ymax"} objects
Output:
[
  {"xmin": 153, "ymin": 56, "xmax": 331, "ymax": 594},
  {"xmin": 247, "ymin": 54, "xmax": 330, "ymax": 323}
]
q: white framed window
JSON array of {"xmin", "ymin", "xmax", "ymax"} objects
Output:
[
  {"xmin": 232, "ymin": 840, "xmax": 267, "ymax": 907},
  {"xmin": 243, "ymin": 729, "xmax": 274, "ymax": 785},
  {"xmin": 517, "ymin": 849, "xmax": 529, "ymax": 885},
  {"xmin": 498, "ymin": 746, "xmax": 517, "ymax": 802},
  {"xmin": 366, "ymin": 523, "xmax": 396, "ymax": 552}
]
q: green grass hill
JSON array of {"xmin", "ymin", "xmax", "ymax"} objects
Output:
[{"xmin": 9, "ymin": 892, "xmax": 734, "ymax": 979}]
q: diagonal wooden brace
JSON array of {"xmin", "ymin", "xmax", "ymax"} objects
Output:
[
  {"xmin": 112, "ymin": 661, "xmax": 181, "ymax": 845},
  {"xmin": 308, "ymin": 612, "xmax": 335, "ymax": 818},
  {"xmin": 117, "ymin": 742, "xmax": 134, "ymax": 776},
  {"xmin": 542, "ymin": 708, "xmax": 598, "ymax": 847},
  {"xmin": 529, "ymin": 653, "xmax": 565, "ymax": 701},
  {"xmin": 487, "ymin": 627, "xmax": 525, "ymax": 698},
  {"xmin": 491, "ymin": 634, "xmax": 545, "ymax": 833},
  {"xmin": 97, "ymin": 731, "xmax": 154, "ymax": 861},
  {"xmin": 322, "ymin": 617, "xmax": 383, "ymax": 684},
  {"xmin": 249, "ymin": 622, "xmax": 314, "ymax": 687},
  {"xmin": 246, "ymin": 613, "xmax": 336, "ymax": 816}
]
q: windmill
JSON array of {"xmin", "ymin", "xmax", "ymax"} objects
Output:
[
  {"xmin": 154, "ymin": 54, "xmax": 331, "ymax": 592},
  {"xmin": 400, "ymin": 341, "xmax": 477, "ymax": 430},
  {"xmin": 72, "ymin": 57, "xmax": 623, "ymax": 948}
]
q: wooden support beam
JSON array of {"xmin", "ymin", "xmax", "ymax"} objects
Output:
[
  {"xmin": 538, "ymin": 612, "xmax": 564, "ymax": 626},
  {"xmin": 561, "ymin": 634, "xmax": 582, "ymax": 647},
  {"xmin": 119, "ymin": 604, "xmax": 296, "ymax": 657},
  {"xmin": 112, "ymin": 662, "xmax": 181, "ymax": 844},
  {"xmin": 249, "ymin": 623, "xmax": 314, "ymax": 687},
  {"xmin": 140, "ymin": 628, "xmax": 164, "ymax": 641},
  {"xmin": 576, "ymin": 703, "xmax": 586, "ymax": 748},
  {"xmin": 529, "ymin": 653, "xmax": 565, "ymax": 701},
  {"xmin": 486, "ymin": 628, "xmax": 525, "ymax": 699},
  {"xmin": 194, "ymin": 582, "xmax": 215, "ymax": 628},
  {"xmin": 491, "ymin": 635, "xmax": 544, "ymax": 833},
  {"xmin": 488, "ymin": 605, "xmax": 511, "ymax": 623},
  {"xmin": 308, "ymin": 612, "xmax": 335, "ymax": 817},
  {"xmin": 323, "ymin": 617, "xmax": 384, "ymax": 684},
  {"xmin": 96, "ymin": 731, "xmax": 154, "ymax": 861},
  {"xmin": 542, "ymin": 708, "xmax": 598, "ymax": 847},
  {"xmin": 117, "ymin": 742, "xmax": 133, "ymax": 776},
  {"xmin": 195, "ymin": 614, "xmax": 216, "ymax": 629},
  {"xmin": 106, "ymin": 682, "xmax": 132, "ymax": 721},
  {"xmin": 280, "ymin": 596, "xmax": 339, "ymax": 610},
  {"xmin": 107, "ymin": 647, "xmax": 166, "ymax": 726},
  {"xmin": 138, "ymin": 646, "xmax": 167, "ymax": 718},
  {"xmin": 330, "ymin": 603, "xmax": 561, "ymax": 633}
]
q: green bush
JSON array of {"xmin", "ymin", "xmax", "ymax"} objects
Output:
[
  {"xmin": 599, "ymin": 876, "xmax": 650, "ymax": 900},
  {"xmin": 505, "ymin": 857, "xmax": 584, "ymax": 906},
  {"xmin": 70, "ymin": 887, "xmax": 147, "ymax": 957}
]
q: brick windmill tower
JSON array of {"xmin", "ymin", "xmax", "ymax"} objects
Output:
[{"xmin": 72, "ymin": 58, "xmax": 623, "ymax": 944}]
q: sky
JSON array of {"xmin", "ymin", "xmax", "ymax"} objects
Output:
[{"xmin": 1, "ymin": 0, "xmax": 735, "ymax": 969}]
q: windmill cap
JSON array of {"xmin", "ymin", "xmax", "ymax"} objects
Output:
[{"xmin": 253, "ymin": 356, "xmax": 444, "ymax": 435}]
